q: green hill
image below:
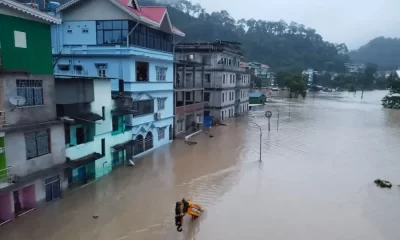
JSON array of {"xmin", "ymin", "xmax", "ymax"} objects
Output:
[
  {"xmin": 348, "ymin": 37, "xmax": 400, "ymax": 70},
  {"xmin": 140, "ymin": 0, "xmax": 349, "ymax": 72}
]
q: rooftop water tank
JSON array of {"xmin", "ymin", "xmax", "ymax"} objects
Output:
[{"xmin": 47, "ymin": 1, "xmax": 61, "ymax": 11}]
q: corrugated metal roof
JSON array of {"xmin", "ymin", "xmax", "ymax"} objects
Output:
[{"xmin": 249, "ymin": 93, "xmax": 264, "ymax": 98}]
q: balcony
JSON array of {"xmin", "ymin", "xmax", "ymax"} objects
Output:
[
  {"xmin": 205, "ymin": 64, "xmax": 245, "ymax": 72},
  {"xmin": 175, "ymin": 80, "xmax": 203, "ymax": 90},
  {"xmin": 66, "ymin": 141, "xmax": 101, "ymax": 161},
  {"xmin": 119, "ymin": 81, "xmax": 173, "ymax": 92},
  {"xmin": 176, "ymin": 102, "xmax": 204, "ymax": 115}
]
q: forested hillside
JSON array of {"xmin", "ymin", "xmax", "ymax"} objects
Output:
[
  {"xmin": 348, "ymin": 37, "xmax": 400, "ymax": 70},
  {"xmin": 140, "ymin": 0, "xmax": 349, "ymax": 72}
]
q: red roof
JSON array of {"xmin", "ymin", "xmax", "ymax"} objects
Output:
[{"xmin": 115, "ymin": 0, "xmax": 183, "ymax": 35}]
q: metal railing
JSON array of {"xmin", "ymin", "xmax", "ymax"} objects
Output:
[{"xmin": 0, "ymin": 166, "xmax": 17, "ymax": 184}]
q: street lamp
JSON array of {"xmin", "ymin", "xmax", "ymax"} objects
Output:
[
  {"xmin": 249, "ymin": 120, "xmax": 262, "ymax": 162},
  {"xmin": 249, "ymin": 110, "xmax": 272, "ymax": 162}
]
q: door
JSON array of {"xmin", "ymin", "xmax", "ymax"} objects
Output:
[
  {"xmin": 221, "ymin": 111, "xmax": 224, "ymax": 120},
  {"xmin": 13, "ymin": 191, "xmax": 21, "ymax": 214},
  {"xmin": 45, "ymin": 175, "xmax": 61, "ymax": 202},
  {"xmin": 76, "ymin": 127, "xmax": 85, "ymax": 145},
  {"xmin": 78, "ymin": 166, "xmax": 87, "ymax": 184}
]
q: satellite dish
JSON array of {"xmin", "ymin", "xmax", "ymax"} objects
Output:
[{"xmin": 9, "ymin": 96, "xmax": 26, "ymax": 107}]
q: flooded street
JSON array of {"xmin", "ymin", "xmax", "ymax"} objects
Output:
[{"xmin": 2, "ymin": 91, "xmax": 400, "ymax": 240}]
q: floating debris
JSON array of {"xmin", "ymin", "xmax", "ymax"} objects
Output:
[
  {"xmin": 93, "ymin": 215, "xmax": 99, "ymax": 219},
  {"xmin": 374, "ymin": 179, "xmax": 392, "ymax": 188},
  {"xmin": 185, "ymin": 140, "xmax": 197, "ymax": 145}
]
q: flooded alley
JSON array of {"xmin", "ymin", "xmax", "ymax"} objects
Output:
[{"xmin": 2, "ymin": 91, "xmax": 400, "ymax": 240}]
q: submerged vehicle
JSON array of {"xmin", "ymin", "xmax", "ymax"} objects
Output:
[{"xmin": 175, "ymin": 198, "xmax": 204, "ymax": 232}]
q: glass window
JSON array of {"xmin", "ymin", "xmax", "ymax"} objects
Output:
[
  {"xmin": 122, "ymin": 21, "xmax": 129, "ymax": 29},
  {"xmin": 25, "ymin": 129, "xmax": 51, "ymax": 159},
  {"xmin": 112, "ymin": 30, "xmax": 121, "ymax": 44},
  {"xmin": 96, "ymin": 21, "xmax": 103, "ymax": 30},
  {"xmin": 104, "ymin": 31, "xmax": 113, "ymax": 44},
  {"xmin": 97, "ymin": 30, "xmax": 103, "ymax": 44},
  {"xmin": 113, "ymin": 21, "xmax": 122, "ymax": 29},
  {"xmin": 16, "ymin": 79, "xmax": 44, "ymax": 106},
  {"xmin": 103, "ymin": 21, "xmax": 113, "ymax": 30}
]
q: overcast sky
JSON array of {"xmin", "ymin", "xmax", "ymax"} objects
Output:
[{"xmin": 190, "ymin": 0, "xmax": 400, "ymax": 50}]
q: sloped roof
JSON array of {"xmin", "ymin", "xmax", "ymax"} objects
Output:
[
  {"xmin": 240, "ymin": 62, "xmax": 249, "ymax": 68},
  {"xmin": 56, "ymin": 0, "xmax": 184, "ymax": 36},
  {"xmin": 249, "ymin": 93, "xmax": 264, "ymax": 98},
  {"xmin": 0, "ymin": 0, "xmax": 61, "ymax": 24}
]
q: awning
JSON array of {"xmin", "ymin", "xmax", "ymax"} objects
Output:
[
  {"xmin": 111, "ymin": 109, "xmax": 137, "ymax": 117},
  {"xmin": 0, "ymin": 163, "xmax": 66, "ymax": 194},
  {"xmin": 112, "ymin": 140, "xmax": 134, "ymax": 151},
  {"xmin": 66, "ymin": 152, "xmax": 103, "ymax": 169},
  {"xmin": 73, "ymin": 112, "xmax": 103, "ymax": 124}
]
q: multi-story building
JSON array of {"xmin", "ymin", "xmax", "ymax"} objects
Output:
[
  {"xmin": 241, "ymin": 62, "xmax": 269, "ymax": 87},
  {"xmin": 176, "ymin": 40, "xmax": 249, "ymax": 121},
  {"xmin": 0, "ymin": 0, "xmax": 65, "ymax": 225},
  {"xmin": 51, "ymin": 0, "xmax": 183, "ymax": 159},
  {"xmin": 174, "ymin": 60, "xmax": 205, "ymax": 137}
]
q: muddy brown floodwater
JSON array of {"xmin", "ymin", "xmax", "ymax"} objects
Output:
[{"xmin": 2, "ymin": 91, "xmax": 400, "ymax": 240}]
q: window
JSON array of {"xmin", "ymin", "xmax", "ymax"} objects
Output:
[
  {"xmin": 136, "ymin": 62, "xmax": 149, "ymax": 81},
  {"xmin": 14, "ymin": 31, "xmax": 27, "ymax": 48},
  {"xmin": 132, "ymin": 99, "xmax": 154, "ymax": 116},
  {"xmin": 222, "ymin": 74, "xmax": 226, "ymax": 84},
  {"xmin": 204, "ymin": 92, "xmax": 210, "ymax": 101},
  {"xmin": 101, "ymin": 138, "xmax": 105, "ymax": 156},
  {"xmin": 228, "ymin": 59, "xmax": 232, "ymax": 65},
  {"xmin": 97, "ymin": 65, "xmax": 106, "ymax": 77},
  {"xmin": 230, "ymin": 75, "xmax": 232, "ymax": 84},
  {"xmin": 96, "ymin": 20, "xmax": 129, "ymax": 45},
  {"xmin": 157, "ymin": 98, "xmax": 166, "ymax": 110},
  {"xmin": 185, "ymin": 73, "xmax": 192, "ymax": 81},
  {"xmin": 16, "ymin": 80, "xmax": 44, "ymax": 106},
  {"xmin": 196, "ymin": 114, "xmax": 202, "ymax": 123},
  {"xmin": 205, "ymin": 73, "xmax": 211, "ymax": 83},
  {"xmin": 222, "ymin": 93, "xmax": 224, "ymax": 102},
  {"xmin": 25, "ymin": 129, "xmax": 51, "ymax": 159},
  {"xmin": 156, "ymin": 67, "xmax": 167, "ymax": 81},
  {"xmin": 130, "ymin": 23, "xmax": 173, "ymax": 52},
  {"xmin": 158, "ymin": 127, "xmax": 166, "ymax": 140},
  {"xmin": 112, "ymin": 116, "xmax": 119, "ymax": 131}
]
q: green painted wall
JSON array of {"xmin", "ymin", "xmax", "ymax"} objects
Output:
[
  {"xmin": 0, "ymin": 14, "xmax": 53, "ymax": 74},
  {"xmin": 249, "ymin": 97, "xmax": 265, "ymax": 104},
  {"xmin": 0, "ymin": 137, "xmax": 6, "ymax": 179},
  {"xmin": 66, "ymin": 124, "xmax": 96, "ymax": 148}
]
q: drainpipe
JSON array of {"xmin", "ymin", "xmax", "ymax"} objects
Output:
[
  {"xmin": 172, "ymin": 35, "xmax": 184, "ymax": 139},
  {"xmin": 127, "ymin": 22, "xmax": 140, "ymax": 47}
]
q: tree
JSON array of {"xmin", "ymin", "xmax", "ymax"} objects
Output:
[
  {"xmin": 154, "ymin": 0, "xmax": 349, "ymax": 72},
  {"xmin": 285, "ymin": 73, "xmax": 307, "ymax": 98},
  {"xmin": 382, "ymin": 73, "xmax": 400, "ymax": 108}
]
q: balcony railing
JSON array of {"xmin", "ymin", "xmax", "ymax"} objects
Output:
[
  {"xmin": 176, "ymin": 102, "xmax": 204, "ymax": 115},
  {"xmin": 0, "ymin": 166, "xmax": 15, "ymax": 186},
  {"xmin": 175, "ymin": 81, "xmax": 203, "ymax": 89}
]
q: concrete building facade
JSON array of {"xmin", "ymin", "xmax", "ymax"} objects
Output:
[
  {"xmin": 174, "ymin": 60, "xmax": 205, "ymax": 137},
  {"xmin": 175, "ymin": 40, "xmax": 250, "ymax": 121},
  {"xmin": 0, "ymin": 0, "xmax": 64, "ymax": 225},
  {"xmin": 51, "ymin": 0, "xmax": 184, "ymax": 167}
]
